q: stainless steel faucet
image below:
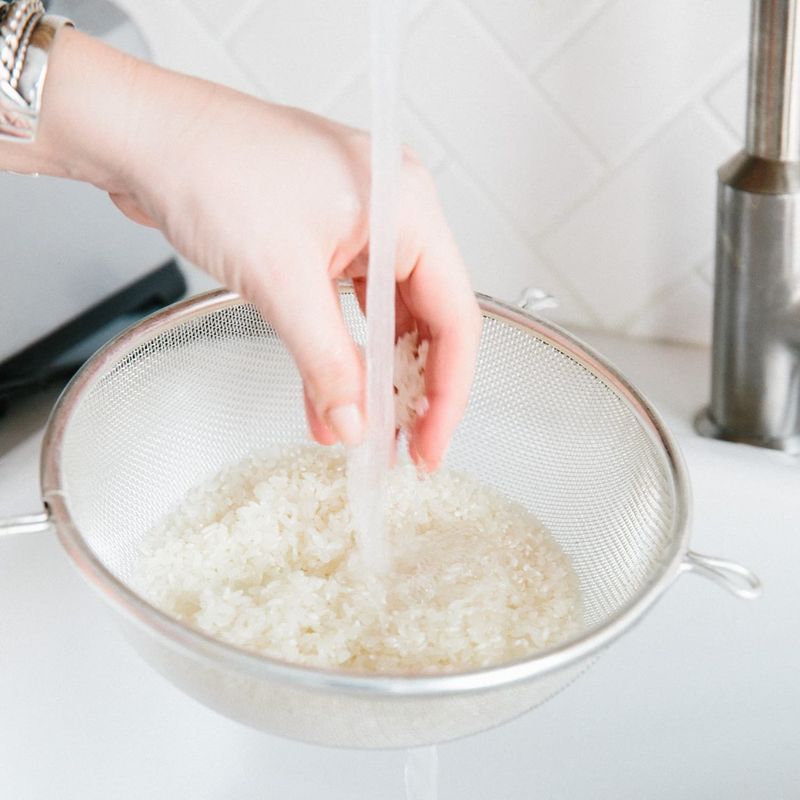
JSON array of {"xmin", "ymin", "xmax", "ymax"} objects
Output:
[{"xmin": 697, "ymin": 0, "xmax": 800, "ymax": 455}]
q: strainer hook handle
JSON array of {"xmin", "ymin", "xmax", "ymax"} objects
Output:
[
  {"xmin": 680, "ymin": 550, "xmax": 762, "ymax": 600},
  {"xmin": 0, "ymin": 509, "xmax": 52, "ymax": 538},
  {"xmin": 515, "ymin": 286, "xmax": 559, "ymax": 313}
]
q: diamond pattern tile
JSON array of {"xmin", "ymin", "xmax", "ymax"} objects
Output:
[
  {"xmin": 182, "ymin": 0, "xmax": 254, "ymax": 39},
  {"xmin": 324, "ymin": 75, "xmax": 446, "ymax": 172},
  {"xmin": 626, "ymin": 271, "xmax": 713, "ymax": 345},
  {"xmin": 707, "ymin": 61, "xmax": 748, "ymax": 144},
  {"xmin": 540, "ymin": 107, "xmax": 731, "ymax": 327},
  {"xmin": 131, "ymin": 0, "xmax": 755, "ymax": 345},
  {"xmin": 538, "ymin": 0, "xmax": 749, "ymax": 161},
  {"xmin": 405, "ymin": 0, "xmax": 603, "ymax": 238},
  {"xmin": 228, "ymin": 0, "xmax": 368, "ymax": 108},
  {"xmin": 434, "ymin": 161, "xmax": 597, "ymax": 326},
  {"xmin": 463, "ymin": 0, "xmax": 606, "ymax": 72}
]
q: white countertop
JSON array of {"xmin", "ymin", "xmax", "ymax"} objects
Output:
[{"xmin": 1, "ymin": 329, "xmax": 798, "ymax": 800}]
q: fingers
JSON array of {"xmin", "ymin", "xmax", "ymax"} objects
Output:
[
  {"xmin": 351, "ymin": 275, "xmax": 367, "ymax": 316},
  {"xmin": 396, "ymin": 179, "xmax": 482, "ymax": 470},
  {"xmin": 409, "ymin": 301, "xmax": 481, "ymax": 470},
  {"xmin": 405, "ymin": 264, "xmax": 481, "ymax": 471},
  {"xmin": 352, "ymin": 156, "xmax": 481, "ymax": 470},
  {"xmin": 303, "ymin": 388, "xmax": 338, "ymax": 445},
  {"xmin": 245, "ymin": 255, "xmax": 366, "ymax": 448},
  {"xmin": 352, "ymin": 275, "xmax": 416, "ymax": 338}
]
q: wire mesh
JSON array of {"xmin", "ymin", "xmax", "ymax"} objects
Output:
[{"xmin": 53, "ymin": 291, "xmax": 681, "ymax": 746}]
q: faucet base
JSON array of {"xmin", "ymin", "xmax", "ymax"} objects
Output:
[
  {"xmin": 707, "ymin": 154, "xmax": 800, "ymax": 450},
  {"xmin": 695, "ymin": 407, "xmax": 800, "ymax": 456}
]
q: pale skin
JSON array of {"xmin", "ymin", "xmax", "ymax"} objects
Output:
[{"xmin": 0, "ymin": 28, "xmax": 481, "ymax": 470}]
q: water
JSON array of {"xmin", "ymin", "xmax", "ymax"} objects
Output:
[
  {"xmin": 404, "ymin": 747, "xmax": 439, "ymax": 800},
  {"xmin": 349, "ymin": 4, "xmax": 440, "ymax": 797},
  {"xmin": 347, "ymin": 0, "xmax": 405, "ymax": 574}
]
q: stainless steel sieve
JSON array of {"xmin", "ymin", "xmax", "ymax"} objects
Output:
[{"xmin": 0, "ymin": 287, "xmax": 760, "ymax": 748}]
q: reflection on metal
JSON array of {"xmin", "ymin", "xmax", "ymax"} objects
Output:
[{"xmin": 701, "ymin": 0, "xmax": 800, "ymax": 454}]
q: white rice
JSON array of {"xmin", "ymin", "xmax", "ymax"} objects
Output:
[
  {"xmin": 394, "ymin": 331, "xmax": 429, "ymax": 431},
  {"xmin": 134, "ymin": 446, "xmax": 582, "ymax": 673}
]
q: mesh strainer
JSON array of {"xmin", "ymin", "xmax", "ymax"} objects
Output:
[{"xmin": 0, "ymin": 287, "xmax": 760, "ymax": 748}]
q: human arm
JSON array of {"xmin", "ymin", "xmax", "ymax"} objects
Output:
[{"xmin": 0, "ymin": 26, "xmax": 481, "ymax": 469}]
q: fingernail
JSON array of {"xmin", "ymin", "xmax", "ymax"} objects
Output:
[{"xmin": 328, "ymin": 404, "xmax": 365, "ymax": 448}]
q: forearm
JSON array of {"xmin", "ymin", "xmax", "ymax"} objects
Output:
[{"xmin": 0, "ymin": 21, "xmax": 479, "ymax": 465}]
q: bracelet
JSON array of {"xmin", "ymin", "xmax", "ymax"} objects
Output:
[
  {"xmin": 0, "ymin": 2, "xmax": 73, "ymax": 143},
  {"xmin": 1, "ymin": 1, "xmax": 43, "ymax": 89}
]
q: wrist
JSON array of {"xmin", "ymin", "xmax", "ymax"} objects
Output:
[
  {"xmin": 0, "ymin": 26, "xmax": 150, "ymax": 192},
  {"xmin": 37, "ymin": 27, "xmax": 144, "ymax": 189}
]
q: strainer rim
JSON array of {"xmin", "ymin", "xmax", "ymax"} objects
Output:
[{"xmin": 41, "ymin": 288, "xmax": 691, "ymax": 697}]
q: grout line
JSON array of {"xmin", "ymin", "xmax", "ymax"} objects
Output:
[
  {"xmin": 160, "ymin": 0, "xmax": 263, "ymax": 94},
  {"xmin": 530, "ymin": 75, "xmax": 610, "ymax": 166},
  {"xmin": 404, "ymin": 88, "xmax": 605, "ymax": 324},
  {"xmin": 530, "ymin": 0, "xmax": 625, "ymax": 77},
  {"xmin": 179, "ymin": 0, "xmax": 275, "ymax": 98},
  {"xmin": 453, "ymin": 0, "xmax": 609, "ymax": 165},
  {"xmin": 696, "ymin": 97, "xmax": 744, "ymax": 155},
  {"xmin": 219, "ymin": 0, "xmax": 266, "ymax": 44},
  {"xmin": 532, "ymin": 139, "xmax": 650, "ymax": 243},
  {"xmin": 700, "ymin": 94, "xmax": 745, "ymax": 150},
  {"xmin": 318, "ymin": 0, "xmax": 437, "ymax": 119},
  {"xmin": 225, "ymin": 51, "xmax": 275, "ymax": 100},
  {"xmin": 527, "ymin": 246, "xmax": 606, "ymax": 327},
  {"xmin": 403, "ymin": 92, "xmax": 573, "ymax": 246},
  {"xmin": 416, "ymin": 128, "xmax": 604, "ymax": 326},
  {"xmin": 404, "ymin": 112, "xmax": 450, "ymax": 173},
  {"xmin": 704, "ymin": 56, "xmax": 749, "ymax": 101},
  {"xmin": 614, "ymin": 237, "xmax": 716, "ymax": 331},
  {"xmin": 695, "ymin": 255, "xmax": 715, "ymax": 287},
  {"xmin": 530, "ymin": 62, "xmax": 756, "ymax": 242},
  {"xmin": 534, "ymin": 28, "xmax": 749, "ymax": 176},
  {"xmin": 318, "ymin": 58, "xmax": 369, "ymax": 115},
  {"xmin": 687, "ymin": 246, "xmax": 716, "ymax": 287},
  {"xmin": 606, "ymin": 46, "xmax": 750, "ymax": 171},
  {"xmin": 452, "ymin": 0, "xmax": 527, "ymax": 70},
  {"xmin": 534, "ymin": 80, "xmax": 743, "ymax": 246},
  {"xmin": 441, "ymin": 0, "xmax": 605, "ymax": 174},
  {"xmin": 430, "ymin": 155, "xmax": 452, "ymax": 181},
  {"xmin": 619, "ymin": 254, "xmax": 713, "ymax": 334},
  {"xmin": 173, "ymin": 0, "xmax": 215, "ymax": 36}
]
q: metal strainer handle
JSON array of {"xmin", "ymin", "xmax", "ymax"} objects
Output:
[
  {"xmin": 681, "ymin": 551, "xmax": 762, "ymax": 600},
  {"xmin": 0, "ymin": 509, "xmax": 51, "ymax": 537},
  {"xmin": 0, "ymin": 512, "xmax": 763, "ymax": 601}
]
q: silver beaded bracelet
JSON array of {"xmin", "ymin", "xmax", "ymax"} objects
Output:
[{"xmin": 0, "ymin": 1, "xmax": 73, "ymax": 142}]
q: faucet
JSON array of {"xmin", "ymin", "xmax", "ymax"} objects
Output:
[{"xmin": 697, "ymin": 0, "xmax": 800, "ymax": 455}]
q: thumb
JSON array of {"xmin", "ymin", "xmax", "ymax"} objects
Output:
[{"xmin": 251, "ymin": 267, "xmax": 365, "ymax": 447}]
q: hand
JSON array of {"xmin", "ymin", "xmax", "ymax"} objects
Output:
[{"xmin": 3, "ymin": 29, "xmax": 482, "ymax": 470}]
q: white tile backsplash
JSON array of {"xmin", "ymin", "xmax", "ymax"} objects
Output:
[
  {"xmin": 707, "ymin": 62, "xmax": 749, "ymax": 143},
  {"xmin": 405, "ymin": 0, "xmax": 603, "ymax": 237},
  {"xmin": 324, "ymin": 75, "xmax": 447, "ymax": 172},
  {"xmin": 228, "ymin": 0, "xmax": 368, "ymax": 109},
  {"xmin": 538, "ymin": 0, "xmax": 749, "ymax": 162},
  {"xmin": 463, "ymin": 0, "xmax": 606, "ymax": 73},
  {"xmin": 434, "ymin": 161, "xmax": 597, "ymax": 325},
  {"xmin": 182, "ymin": 0, "xmax": 255, "ymax": 40},
  {"xmin": 540, "ymin": 105, "xmax": 732, "ymax": 327},
  {"xmin": 698, "ymin": 254, "xmax": 715, "ymax": 286},
  {"xmin": 626, "ymin": 270, "xmax": 713, "ymax": 344},
  {"xmin": 114, "ymin": 0, "xmax": 754, "ymax": 346}
]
